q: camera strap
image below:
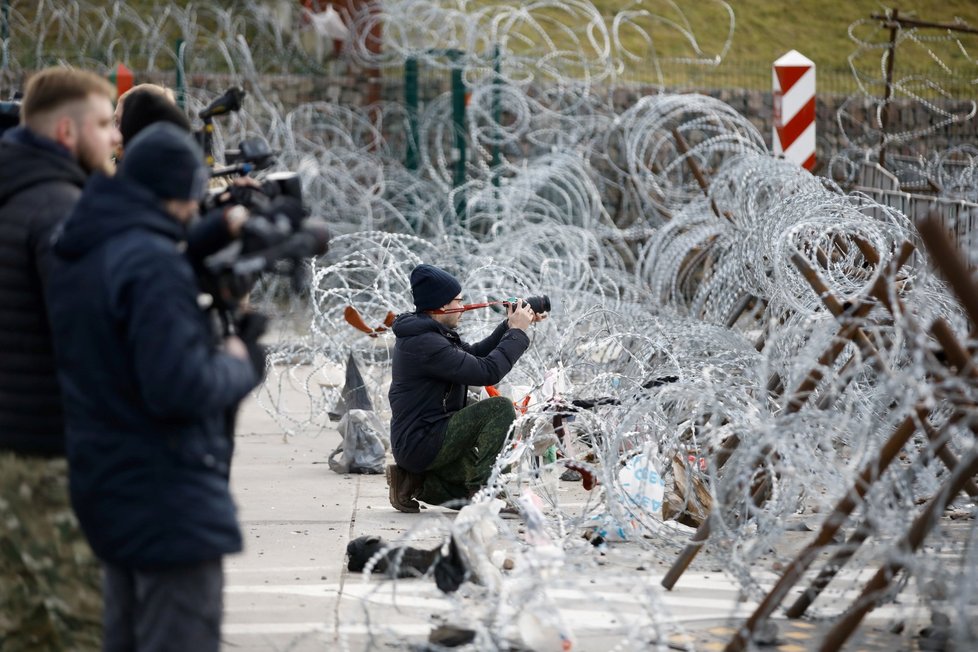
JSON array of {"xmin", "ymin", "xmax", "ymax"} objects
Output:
[{"xmin": 427, "ymin": 299, "xmax": 516, "ymax": 315}]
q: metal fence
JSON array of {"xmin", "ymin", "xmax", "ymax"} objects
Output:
[
  {"xmin": 636, "ymin": 61, "xmax": 977, "ymax": 99},
  {"xmin": 853, "ymin": 161, "xmax": 978, "ymax": 266}
]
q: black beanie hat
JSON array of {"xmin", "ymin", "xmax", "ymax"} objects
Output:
[
  {"xmin": 410, "ymin": 264, "xmax": 462, "ymax": 312},
  {"xmin": 119, "ymin": 89, "xmax": 191, "ymax": 146},
  {"xmin": 119, "ymin": 122, "xmax": 208, "ymax": 201}
]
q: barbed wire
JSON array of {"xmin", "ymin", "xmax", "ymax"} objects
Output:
[
  {"xmin": 841, "ymin": 13, "xmax": 978, "ymax": 197},
  {"xmin": 4, "ymin": 1, "xmax": 978, "ymax": 649}
]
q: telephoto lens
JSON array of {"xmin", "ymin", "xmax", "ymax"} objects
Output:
[{"xmin": 524, "ymin": 295, "xmax": 551, "ymax": 314}]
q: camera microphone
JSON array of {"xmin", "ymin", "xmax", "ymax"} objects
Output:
[{"xmin": 199, "ymin": 87, "xmax": 246, "ymax": 120}]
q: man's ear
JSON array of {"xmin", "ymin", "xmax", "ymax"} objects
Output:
[{"xmin": 52, "ymin": 114, "xmax": 78, "ymax": 153}]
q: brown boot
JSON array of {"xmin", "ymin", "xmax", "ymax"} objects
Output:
[{"xmin": 386, "ymin": 464, "xmax": 423, "ymax": 513}]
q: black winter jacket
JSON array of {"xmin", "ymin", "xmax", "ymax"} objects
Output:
[
  {"xmin": 0, "ymin": 128, "xmax": 87, "ymax": 455},
  {"xmin": 46, "ymin": 174, "xmax": 259, "ymax": 569},
  {"xmin": 388, "ymin": 312, "xmax": 529, "ymax": 473}
]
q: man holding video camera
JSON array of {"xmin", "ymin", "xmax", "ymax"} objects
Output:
[
  {"xmin": 387, "ymin": 264, "xmax": 542, "ymax": 512},
  {"xmin": 113, "ymin": 85, "xmax": 324, "ymax": 313},
  {"xmin": 45, "ymin": 122, "xmax": 265, "ymax": 651}
]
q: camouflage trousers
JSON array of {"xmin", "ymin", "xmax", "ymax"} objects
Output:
[
  {"xmin": 419, "ymin": 396, "xmax": 516, "ymax": 506},
  {"xmin": 0, "ymin": 452, "xmax": 102, "ymax": 651}
]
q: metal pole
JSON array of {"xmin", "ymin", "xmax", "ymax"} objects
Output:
[
  {"xmin": 1, "ymin": 0, "xmax": 10, "ymax": 72},
  {"xmin": 871, "ymin": 12, "xmax": 978, "ymax": 36},
  {"xmin": 175, "ymin": 39, "xmax": 186, "ymax": 110},
  {"xmin": 449, "ymin": 50, "xmax": 466, "ymax": 221},
  {"xmin": 878, "ymin": 9, "xmax": 899, "ymax": 169},
  {"xmin": 664, "ymin": 242, "xmax": 914, "ymax": 592},
  {"xmin": 671, "ymin": 127, "xmax": 723, "ymax": 220},
  {"xmin": 491, "ymin": 44, "xmax": 501, "ymax": 188},
  {"xmin": 404, "ymin": 57, "xmax": 419, "ymax": 171},
  {"xmin": 724, "ymin": 408, "xmax": 927, "ymax": 650}
]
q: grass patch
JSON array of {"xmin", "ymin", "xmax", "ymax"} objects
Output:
[{"xmin": 3, "ymin": 1, "xmax": 977, "ymax": 95}]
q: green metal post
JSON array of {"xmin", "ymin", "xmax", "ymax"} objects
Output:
[
  {"xmin": 1, "ymin": 0, "xmax": 10, "ymax": 71},
  {"xmin": 449, "ymin": 50, "xmax": 466, "ymax": 221},
  {"xmin": 175, "ymin": 39, "xmax": 186, "ymax": 110},
  {"xmin": 404, "ymin": 57, "xmax": 419, "ymax": 171}
]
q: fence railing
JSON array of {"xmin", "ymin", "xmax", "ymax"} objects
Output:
[
  {"xmin": 627, "ymin": 62, "xmax": 977, "ymax": 99},
  {"xmin": 854, "ymin": 161, "xmax": 978, "ymax": 266}
]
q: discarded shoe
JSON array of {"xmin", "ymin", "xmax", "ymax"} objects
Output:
[
  {"xmin": 346, "ymin": 535, "xmax": 435, "ymax": 576},
  {"xmin": 346, "ymin": 535, "xmax": 470, "ymax": 593},
  {"xmin": 498, "ymin": 502, "xmax": 521, "ymax": 518},
  {"xmin": 386, "ymin": 464, "xmax": 423, "ymax": 513},
  {"xmin": 428, "ymin": 624, "xmax": 476, "ymax": 647},
  {"xmin": 559, "ymin": 468, "xmax": 582, "ymax": 482}
]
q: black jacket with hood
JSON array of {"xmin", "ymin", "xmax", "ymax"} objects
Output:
[
  {"xmin": 46, "ymin": 173, "xmax": 259, "ymax": 568},
  {"xmin": 388, "ymin": 312, "xmax": 530, "ymax": 473},
  {"xmin": 0, "ymin": 127, "xmax": 87, "ymax": 455}
]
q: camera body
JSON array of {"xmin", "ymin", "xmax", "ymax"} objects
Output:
[
  {"xmin": 200, "ymin": 173, "xmax": 330, "ymax": 311},
  {"xmin": 504, "ymin": 295, "xmax": 551, "ymax": 314},
  {"xmin": 210, "ymin": 136, "xmax": 278, "ymax": 178}
]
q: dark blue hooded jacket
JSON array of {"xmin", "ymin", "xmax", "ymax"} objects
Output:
[
  {"xmin": 388, "ymin": 312, "xmax": 529, "ymax": 473},
  {"xmin": 0, "ymin": 127, "xmax": 87, "ymax": 456},
  {"xmin": 46, "ymin": 174, "xmax": 259, "ymax": 569}
]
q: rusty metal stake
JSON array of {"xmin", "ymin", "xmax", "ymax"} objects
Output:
[
  {"xmin": 723, "ymin": 245, "xmax": 928, "ymax": 649},
  {"xmin": 782, "ymin": 411, "xmax": 968, "ymax": 621},
  {"xmin": 918, "ymin": 212, "xmax": 978, "ymax": 327},
  {"xmin": 664, "ymin": 245, "xmax": 912, "ymax": 592},
  {"xmin": 818, "ymin": 450, "xmax": 978, "ymax": 651},
  {"xmin": 724, "ymin": 407, "xmax": 931, "ymax": 650},
  {"xmin": 671, "ymin": 127, "xmax": 725, "ymax": 221},
  {"xmin": 662, "ymin": 447, "xmax": 772, "ymax": 590}
]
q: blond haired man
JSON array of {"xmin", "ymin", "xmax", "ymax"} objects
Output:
[{"xmin": 0, "ymin": 67, "xmax": 120, "ymax": 648}]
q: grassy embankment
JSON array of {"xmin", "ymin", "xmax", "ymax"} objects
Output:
[
  {"xmin": 555, "ymin": 0, "xmax": 978, "ymax": 94},
  {"xmin": 6, "ymin": 1, "xmax": 978, "ymax": 95}
]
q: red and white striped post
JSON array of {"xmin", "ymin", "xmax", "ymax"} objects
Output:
[{"xmin": 773, "ymin": 50, "xmax": 816, "ymax": 171}]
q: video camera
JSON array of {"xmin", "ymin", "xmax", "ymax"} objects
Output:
[
  {"xmin": 193, "ymin": 87, "xmax": 331, "ymax": 314},
  {"xmin": 211, "ymin": 136, "xmax": 277, "ymax": 177},
  {"xmin": 200, "ymin": 195, "xmax": 331, "ymax": 312}
]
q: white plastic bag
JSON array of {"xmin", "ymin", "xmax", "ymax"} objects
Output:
[{"xmin": 328, "ymin": 409, "xmax": 389, "ymax": 475}]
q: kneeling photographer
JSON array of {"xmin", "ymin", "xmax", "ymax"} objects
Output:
[
  {"xmin": 387, "ymin": 264, "xmax": 548, "ymax": 513},
  {"xmin": 45, "ymin": 123, "xmax": 264, "ymax": 650}
]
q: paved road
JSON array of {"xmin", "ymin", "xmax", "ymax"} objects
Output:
[{"xmin": 222, "ymin": 380, "xmax": 941, "ymax": 651}]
